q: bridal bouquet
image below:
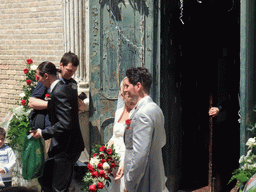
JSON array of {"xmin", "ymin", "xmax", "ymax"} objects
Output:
[{"xmin": 83, "ymin": 144, "xmax": 120, "ymax": 192}]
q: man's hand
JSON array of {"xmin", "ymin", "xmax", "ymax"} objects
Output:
[
  {"xmin": 115, "ymin": 165, "xmax": 124, "ymax": 181},
  {"xmin": 0, "ymin": 168, "xmax": 5, "ymax": 174},
  {"xmin": 124, "ymin": 187, "xmax": 128, "ymax": 192},
  {"xmin": 208, "ymin": 107, "xmax": 220, "ymax": 117},
  {"xmin": 30, "ymin": 130, "xmax": 42, "ymax": 139},
  {"xmin": 78, "ymin": 97, "xmax": 86, "ymax": 114}
]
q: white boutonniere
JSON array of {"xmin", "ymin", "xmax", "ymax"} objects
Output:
[{"xmin": 45, "ymin": 94, "xmax": 51, "ymax": 101}]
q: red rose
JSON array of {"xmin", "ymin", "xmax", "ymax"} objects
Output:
[
  {"xmin": 106, "ymin": 148, "xmax": 112, "ymax": 155},
  {"xmin": 99, "ymin": 154, "xmax": 105, "ymax": 158},
  {"xmin": 36, "ymin": 75, "xmax": 39, "ymax": 81},
  {"xmin": 105, "ymin": 174, "xmax": 110, "ymax": 180},
  {"xmin": 125, "ymin": 119, "xmax": 131, "ymax": 125},
  {"xmin": 110, "ymin": 163, "xmax": 116, "ymax": 168},
  {"xmin": 93, "ymin": 153, "xmax": 96, "ymax": 157},
  {"xmin": 26, "ymin": 79, "xmax": 31, "ymax": 85},
  {"xmin": 87, "ymin": 163, "xmax": 93, "ymax": 169},
  {"xmin": 97, "ymin": 181, "xmax": 104, "ymax": 189},
  {"xmin": 97, "ymin": 163, "xmax": 103, "ymax": 170},
  {"xmin": 23, "ymin": 68, "xmax": 29, "ymax": 74},
  {"xmin": 88, "ymin": 184, "xmax": 97, "ymax": 192},
  {"xmin": 87, "ymin": 163, "xmax": 94, "ymax": 173},
  {"xmin": 101, "ymin": 159, "xmax": 107, "ymax": 163},
  {"xmin": 91, "ymin": 171, "xmax": 98, "ymax": 178},
  {"xmin": 107, "ymin": 157, "xmax": 112, "ymax": 162},
  {"xmin": 21, "ymin": 100, "xmax": 26, "ymax": 106},
  {"xmin": 99, "ymin": 146, "xmax": 106, "ymax": 152},
  {"xmin": 99, "ymin": 170, "xmax": 105, "ymax": 177},
  {"xmin": 26, "ymin": 59, "xmax": 33, "ymax": 65},
  {"xmin": 45, "ymin": 94, "xmax": 50, "ymax": 99},
  {"xmin": 108, "ymin": 169, "xmax": 112, "ymax": 173}
]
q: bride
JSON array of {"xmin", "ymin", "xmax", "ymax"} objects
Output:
[{"xmin": 107, "ymin": 77, "xmax": 135, "ymax": 192}]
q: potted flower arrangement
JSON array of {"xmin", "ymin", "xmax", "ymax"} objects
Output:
[
  {"xmin": 229, "ymin": 137, "xmax": 256, "ymax": 191},
  {"xmin": 83, "ymin": 144, "xmax": 120, "ymax": 192}
]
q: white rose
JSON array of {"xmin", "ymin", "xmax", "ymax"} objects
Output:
[
  {"xmin": 30, "ymin": 64, "xmax": 37, "ymax": 70},
  {"xmin": 239, "ymin": 155, "xmax": 245, "ymax": 164},
  {"xmin": 103, "ymin": 162, "xmax": 110, "ymax": 170},
  {"xmin": 246, "ymin": 159, "xmax": 252, "ymax": 164},
  {"xmin": 90, "ymin": 157, "xmax": 100, "ymax": 167},
  {"xmin": 19, "ymin": 92, "xmax": 25, "ymax": 98},
  {"xmin": 246, "ymin": 138, "xmax": 256, "ymax": 147}
]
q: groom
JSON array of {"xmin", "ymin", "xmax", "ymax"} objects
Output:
[{"xmin": 123, "ymin": 67, "xmax": 167, "ymax": 192}]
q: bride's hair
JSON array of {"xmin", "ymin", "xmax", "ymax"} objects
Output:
[{"xmin": 119, "ymin": 77, "xmax": 127, "ymax": 97}]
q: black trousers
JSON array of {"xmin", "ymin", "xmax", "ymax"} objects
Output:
[{"xmin": 38, "ymin": 151, "xmax": 81, "ymax": 192}]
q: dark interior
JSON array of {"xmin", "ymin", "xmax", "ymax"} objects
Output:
[{"xmin": 161, "ymin": 0, "xmax": 240, "ymax": 191}]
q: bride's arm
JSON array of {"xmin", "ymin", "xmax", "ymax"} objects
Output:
[
  {"xmin": 115, "ymin": 164, "xmax": 124, "ymax": 180},
  {"xmin": 115, "ymin": 143, "xmax": 125, "ymax": 180}
]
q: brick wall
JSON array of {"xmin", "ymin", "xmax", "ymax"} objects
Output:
[{"xmin": 0, "ymin": 0, "xmax": 64, "ymax": 121}]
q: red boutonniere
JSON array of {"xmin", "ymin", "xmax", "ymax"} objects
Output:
[
  {"xmin": 125, "ymin": 119, "xmax": 131, "ymax": 129},
  {"xmin": 45, "ymin": 94, "xmax": 51, "ymax": 100}
]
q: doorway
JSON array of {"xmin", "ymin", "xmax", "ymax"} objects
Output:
[{"xmin": 161, "ymin": 0, "xmax": 240, "ymax": 191}]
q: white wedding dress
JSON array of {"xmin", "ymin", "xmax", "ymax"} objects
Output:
[{"xmin": 105, "ymin": 108, "xmax": 126, "ymax": 192}]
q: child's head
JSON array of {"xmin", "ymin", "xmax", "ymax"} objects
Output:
[{"xmin": 0, "ymin": 127, "xmax": 6, "ymax": 148}]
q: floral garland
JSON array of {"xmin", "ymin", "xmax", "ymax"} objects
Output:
[
  {"xmin": 20, "ymin": 59, "xmax": 38, "ymax": 109},
  {"xmin": 83, "ymin": 144, "xmax": 120, "ymax": 192}
]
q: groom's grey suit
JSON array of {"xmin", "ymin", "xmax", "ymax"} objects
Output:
[{"xmin": 124, "ymin": 96, "xmax": 166, "ymax": 192}]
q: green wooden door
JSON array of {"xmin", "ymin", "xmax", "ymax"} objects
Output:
[
  {"xmin": 89, "ymin": 0, "xmax": 161, "ymax": 151},
  {"xmin": 240, "ymin": 0, "xmax": 256, "ymax": 156}
]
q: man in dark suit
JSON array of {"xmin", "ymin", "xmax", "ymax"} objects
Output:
[{"xmin": 31, "ymin": 61, "xmax": 85, "ymax": 192}]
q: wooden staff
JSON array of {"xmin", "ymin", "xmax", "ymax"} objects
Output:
[{"xmin": 209, "ymin": 92, "xmax": 214, "ymax": 191}]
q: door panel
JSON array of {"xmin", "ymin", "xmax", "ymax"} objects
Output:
[{"xmin": 89, "ymin": 0, "xmax": 160, "ymax": 154}]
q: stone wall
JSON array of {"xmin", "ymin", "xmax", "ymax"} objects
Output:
[{"xmin": 0, "ymin": 0, "xmax": 64, "ymax": 121}]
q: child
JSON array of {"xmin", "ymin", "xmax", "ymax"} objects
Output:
[{"xmin": 0, "ymin": 127, "xmax": 16, "ymax": 190}]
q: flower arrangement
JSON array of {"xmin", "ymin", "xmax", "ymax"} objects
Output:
[
  {"xmin": 229, "ymin": 137, "xmax": 256, "ymax": 191},
  {"xmin": 19, "ymin": 59, "xmax": 38, "ymax": 109},
  {"xmin": 83, "ymin": 144, "xmax": 120, "ymax": 192},
  {"xmin": 6, "ymin": 59, "xmax": 37, "ymax": 151}
]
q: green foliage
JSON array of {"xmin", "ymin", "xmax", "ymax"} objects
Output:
[
  {"xmin": 7, "ymin": 113, "xmax": 31, "ymax": 153},
  {"xmin": 229, "ymin": 168, "xmax": 256, "ymax": 184}
]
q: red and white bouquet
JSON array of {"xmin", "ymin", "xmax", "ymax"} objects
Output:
[{"xmin": 83, "ymin": 144, "xmax": 120, "ymax": 192}]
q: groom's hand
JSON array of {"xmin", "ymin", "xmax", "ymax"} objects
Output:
[{"xmin": 124, "ymin": 187, "xmax": 128, "ymax": 192}]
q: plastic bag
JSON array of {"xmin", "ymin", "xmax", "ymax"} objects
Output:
[{"xmin": 22, "ymin": 133, "xmax": 44, "ymax": 180}]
